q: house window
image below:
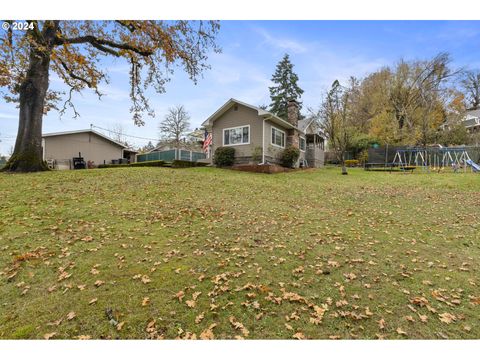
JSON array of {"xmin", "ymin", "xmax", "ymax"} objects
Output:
[
  {"xmin": 223, "ymin": 125, "xmax": 249, "ymax": 146},
  {"xmin": 299, "ymin": 137, "xmax": 306, "ymax": 151},
  {"xmin": 271, "ymin": 127, "xmax": 285, "ymax": 148}
]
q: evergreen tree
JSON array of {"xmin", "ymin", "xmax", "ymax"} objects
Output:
[
  {"xmin": 145, "ymin": 141, "xmax": 155, "ymax": 151},
  {"xmin": 269, "ymin": 54, "xmax": 304, "ymax": 119}
]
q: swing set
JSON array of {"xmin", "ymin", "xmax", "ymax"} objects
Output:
[{"xmin": 391, "ymin": 147, "xmax": 473, "ymax": 173}]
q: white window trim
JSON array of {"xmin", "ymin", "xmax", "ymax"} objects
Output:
[
  {"xmin": 222, "ymin": 125, "xmax": 250, "ymax": 146},
  {"xmin": 299, "ymin": 136, "xmax": 306, "ymax": 152},
  {"xmin": 270, "ymin": 126, "xmax": 286, "ymax": 149}
]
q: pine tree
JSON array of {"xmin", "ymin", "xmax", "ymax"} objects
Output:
[{"xmin": 269, "ymin": 54, "xmax": 304, "ymax": 119}]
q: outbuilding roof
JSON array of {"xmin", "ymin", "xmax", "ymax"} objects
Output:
[{"xmin": 42, "ymin": 129, "xmax": 137, "ymax": 151}]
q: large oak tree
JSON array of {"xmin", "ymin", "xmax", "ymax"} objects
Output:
[{"xmin": 0, "ymin": 20, "xmax": 220, "ymax": 172}]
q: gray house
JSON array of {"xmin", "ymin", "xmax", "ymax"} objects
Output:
[
  {"xmin": 463, "ymin": 109, "xmax": 480, "ymax": 132},
  {"xmin": 441, "ymin": 109, "xmax": 480, "ymax": 133},
  {"xmin": 201, "ymin": 98, "xmax": 325, "ymax": 167},
  {"xmin": 42, "ymin": 129, "xmax": 137, "ymax": 169}
]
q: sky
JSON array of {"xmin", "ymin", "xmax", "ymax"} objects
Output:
[{"xmin": 2, "ymin": 20, "xmax": 480, "ymax": 154}]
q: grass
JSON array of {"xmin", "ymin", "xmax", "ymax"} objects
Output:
[{"xmin": 0, "ymin": 166, "xmax": 479, "ymax": 339}]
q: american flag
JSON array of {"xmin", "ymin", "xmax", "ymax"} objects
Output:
[{"xmin": 203, "ymin": 129, "xmax": 212, "ymax": 154}]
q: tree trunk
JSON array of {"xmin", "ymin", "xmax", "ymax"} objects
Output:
[
  {"xmin": 3, "ymin": 27, "xmax": 55, "ymax": 172},
  {"xmin": 341, "ymin": 152, "xmax": 348, "ymax": 175}
]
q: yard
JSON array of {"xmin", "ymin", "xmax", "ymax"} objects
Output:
[{"xmin": 0, "ymin": 167, "xmax": 479, "ymax": 339}]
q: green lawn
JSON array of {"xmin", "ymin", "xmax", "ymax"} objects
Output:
[{"xmin": 0, "ymin": 167, "xmax": 479, "ymax": 339}]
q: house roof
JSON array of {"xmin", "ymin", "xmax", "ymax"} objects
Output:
[
  {"xmin": 298, "ymin": 117, "xmax": 326, "ymax": 138},
  {"xmin": 202, "ymin": 98, "xmax": 300, "ymax": 132},
  {"xmin": 466, "ymin": 109, "xmax": 480, "ymax": 119},
  {"xmin": 42, "ymin": 129, "xmax": 135, "ymax": 150},
  {"xmin": 456, "ymin": 109, "xmax": 480, "ymax": 129},
  {"xmin": 464, "ymin": 118, "xmax": 480, "ymax": 128}
]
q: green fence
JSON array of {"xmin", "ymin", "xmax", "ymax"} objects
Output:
[{"xmin": 137, "ymin": 149, "xmax": 206, "ymax": 163}]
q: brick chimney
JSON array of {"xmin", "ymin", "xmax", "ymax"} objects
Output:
[
  {"xmin": 286, "ymin": 99, "xmax": 300, "ymax": 149},
  {"xmin": 287, "ymin": 99, "xmax": 299, "ymax": 127}
]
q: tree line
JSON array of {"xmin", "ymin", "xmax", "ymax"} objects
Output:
[
  {"xmin": 267, "ymin": 52, "xmax": 480, "ymax": 174},
  {"xmin": 314, "ymin": 53, "xmax": 480, "ymax": 165}
]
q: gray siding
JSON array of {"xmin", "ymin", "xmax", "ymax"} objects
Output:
[
  {"xmin": 208, "ymin": 101, "xmax": 324, "ymax": 168},
  {"xmin": 264, "ymin": 120, "xmax": 290, "ymax": 165},
  {"xmin": 43, "ymin": 132, "xmax": 124, "ymax": 166},
  {"xmin": 211, "ymin": 104, "xmax": 263, "ymax": 163}
]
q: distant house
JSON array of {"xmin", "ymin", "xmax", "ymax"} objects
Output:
[
  {"xmin": 442, "ymin": 109, "xmax": 480, "ymax": 133},
  {"xmin": 463, "ymin": 109, "xmax": 480, "ymax": 132},
  {"xmin": 42, "ymin": 129, "xmax": 137, "ymax": 169},
  {"xmin": 201, "ymin": 98, "xmax": 325, "ymax": 167},
  {"xmin": 136, "ymin": 135, "xmax": 205, "ymax": 163},
  {"xmin": 187, "ymin": 128, "xmax": 206, "ymax": 144}
]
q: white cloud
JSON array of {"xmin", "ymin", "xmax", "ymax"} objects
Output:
[{"xmin": 254, "ymin": 27, "xmax": 309, "ymax": 54}]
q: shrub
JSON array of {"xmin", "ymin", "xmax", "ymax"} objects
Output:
[
  {"xmin": 280, "ymin": 146, "xmax": 300, "ymax": 168},
  {"xmin": 357, "ymin": 149, "xmax": 368, "ymax": 165},
  {"xmin": 251, "ymin": 146, "xmax": 263, "ymax": 163},
  {"xmin": 97, "ymin": 164, "xmax": 130, "ymax": 168},
  {"xmin": 131, "ymin": 160, "xmax": 166, "ymax": 167},
  {"xmin": 214, "ymin": 147, "xmax": 235, "ymax": 167},
  {"xmin": 345, "ymin": 159, "xmax": 359, "ymax": 167},
  {"xmin": 98, "ymin": 160, "xmax": 167, "ymax": 168},
  {"xmin": 172, "ymin": 160, "xmax": 208, "ymax": 168}
]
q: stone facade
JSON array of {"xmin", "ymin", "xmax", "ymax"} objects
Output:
[{"xmin": 286, "ymin": 100, "xmax": 300, "ymax": 149}]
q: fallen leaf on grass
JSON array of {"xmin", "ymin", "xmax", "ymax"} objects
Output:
[
  {"xmin": 66, "ymin": 311, "xmax": 76, "ymax": 320},
  {"xmin": 195, "ymin": 312, "xmax": 205, "ymax": 324},
  {"xmin": 344, "ymin": 272, "xmax": 357, "ymax": 281},
  {"xmin": 410, "ymin": 296, "xmax": 429, "ymax": 307},
  {"xmin": 43, "ymin": 332, "xmax": 57, "ymax": 340},
  {"xmin": 76, "ymin": 335, "xmax": 91, "ymax": 340},
  {"xmin": 292, "ymin": 332, "xmax": 305, "ymax": 340},
  {"xmin": 439, "ymin": 313, "xmax": 456, "ymax": 324},
  {"xmin": 199, "ymin": 323, "xmax": 217, "ymax": 340},
  {"xmin": 89, "ymin": 298, "xmax": 97, "ymax": 305},
  {"xmin": 142, "ymin": 297, "xmax": 150, "ymax": 306},
  {"xmin": 418, "ymin": 314, "xmax": 428, "ymax": 323},
  {"xmin": 186, "ymin": 300, "xmax": 196, "ymax": 308},
  {"xmin": 229, "ymin": 316, "xmax": 249, "ymax": 337},
  {"xmin": 175, "ymin": 291, "xmax": 185, "ymax": 302},
  {"xmin": 396, "ymin": 328, "xmax": 407, "ymax": 336},
  {"xmin": 94, "ymin": 280, "xmax": 104, "ymax": 287},
  {"xmin": 378, "ymin": 318, "xmax": 386, "ymax": 330},
  {"xmin": 146, "ymin": 320, "xmax": 156, "ymax": 333},
  {"xmin": 117, "ymin": 321, "xmax": 125, "ymax": 330},
  {"xmin": 47, "ymin": 318, "xmax": 62, "ymax": 326},
  {"xmin": 469, "ymin": 296, "xmax": 480, "ymax": 305}
]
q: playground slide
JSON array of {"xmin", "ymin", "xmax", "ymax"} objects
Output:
[{"xmin": 466, "ymin": 159, "xmax": 480, "ymax": 172}]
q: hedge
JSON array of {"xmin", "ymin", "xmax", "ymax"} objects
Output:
[
  {"xmin": 97, "ymin": 160, "xmax": 209, "ymax": 169},
  {"xmin": 171, "ymin": 160, "xmax": 209, "ymax": 168},
  {"xmin": 98, "ymin": 160, "xmax": 167, "ymax": 168},
  {"xmin": 345, "ymin": 159, "xmax": 359, "ymax": 167}
]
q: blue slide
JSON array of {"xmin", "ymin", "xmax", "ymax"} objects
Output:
[{"xmin": 466, "ymin": 159, "xmax": 480, "ymax": 172}]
